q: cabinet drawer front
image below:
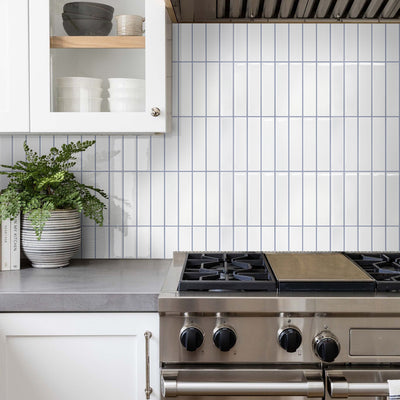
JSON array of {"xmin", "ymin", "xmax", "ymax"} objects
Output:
[{"xmin": 0, "ymin": 313, "xmax": 159, "ymax": 400}]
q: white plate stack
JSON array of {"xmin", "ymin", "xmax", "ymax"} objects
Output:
[
  {"xmin": 107, "ymin": 78, "xmax": 145, "ymax": 112},
  {"xmin": 56, "ymin": 77, "xmax": 103, "ymax": 112}
]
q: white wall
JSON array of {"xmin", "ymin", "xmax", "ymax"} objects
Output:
[{"xmin": 0, "ymin": 23, "xmax": 399, "ymax": 258}]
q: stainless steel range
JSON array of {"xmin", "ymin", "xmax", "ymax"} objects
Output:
[{"xmin": 159, "ymin": 252, "xmax": 400, "ymax": 400}]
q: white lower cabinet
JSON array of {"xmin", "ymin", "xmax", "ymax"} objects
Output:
[{"xmin": 0, "ymin": 313, "xmax": 159, "ymax": 400}]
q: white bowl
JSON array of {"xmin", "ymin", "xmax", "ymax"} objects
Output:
[
  {"xmin": 107, "ymin": 87, "xmax": 145, "ymax": 98},
  {"xmin": 56, "ymin": 77, "xmax": 103, "ymax": 89},
  {"xmin": 108, "ymin": 98, "xmax": 144, "ymax": 112},
  {"xmin": 107, "ymin": 78, "xmax": 145, "ymax": 89},
  {"xmin": 57, "ymin": 87, "xmax": 103, "ymax": 98},
  {"xmin": 57, "ymin": 97, "xmax": 102, "ymax": 112}
]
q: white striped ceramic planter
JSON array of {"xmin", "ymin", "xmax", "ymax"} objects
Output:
[{"xmin": 22, "ymin": 209, "xmax": 81, "ymax": 268}]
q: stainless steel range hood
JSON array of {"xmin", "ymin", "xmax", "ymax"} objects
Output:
[{"xmin": 166, "ymin": 0, "xmax": 400, "ymax": 23}]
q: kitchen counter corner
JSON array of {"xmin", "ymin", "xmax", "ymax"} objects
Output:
[{"xmin": 0, "ymin": 259, "xmax": 171, "ymax": 312}]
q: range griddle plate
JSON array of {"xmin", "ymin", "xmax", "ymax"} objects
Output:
[{"xmin": 266, "ymin": 253, "xmax": 375, "ymax": 292}]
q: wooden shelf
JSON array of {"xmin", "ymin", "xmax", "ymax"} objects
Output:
[{"xmin": 50, "ymin": 36, "xmax": 145, "ymax": 49}]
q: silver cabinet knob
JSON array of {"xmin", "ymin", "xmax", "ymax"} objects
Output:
[{"xmin": 151, "ymin": 107, "xmax": 161, "ymax": 117}]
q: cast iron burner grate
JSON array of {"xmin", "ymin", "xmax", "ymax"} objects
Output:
[
  {"xmin": 344, "ymin": 252, "xmax": 400, "ymax": 292},
  {"xmin": 178, "ymin": 252, "xmax": 277, "ymax": 291}
]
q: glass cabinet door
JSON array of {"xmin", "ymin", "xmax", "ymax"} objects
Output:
[
  {"xmin": 29, "ymin": 0, "xmax": 167, "ymax": 133},
  {"xmin": 0, "ymin": 0, "xmax": 29, "ymax": 133}
]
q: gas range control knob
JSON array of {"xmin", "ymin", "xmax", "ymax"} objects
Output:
[
  {"xmin": 278, "ymin": 327, "xmax": 302, "ymax": 353},
  {"xmin": 313, "ymin": 331, "xmax": 340, "ymax": 363},
  {"xmin": 180, "ymin": 327, "xmax": 203, "ymax": 352},
  {"xmin": 213, "ymin": 327, "xmax": 237, "ymax": 352}
]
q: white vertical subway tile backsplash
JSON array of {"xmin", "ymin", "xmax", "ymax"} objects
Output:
[{"xmin": 0, "ymin": 23, "xmax": 399, "ymax": 258}]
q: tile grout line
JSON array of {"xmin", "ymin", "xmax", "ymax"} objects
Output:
[
  {"xmin": 316, "ymin": 25, "xmax": 318, "ymax": 251},
  {"xmin": 357, "ymin": 25, "xmax": 360, "ymax": 251},
  {"xmin": 260, "ymin": 24, "xmax": 263, "ymax": 252},
  {"xmin": 80, "ymin": 134, "xmax": 83, "ymax": 257},
  {"xmin": 177, "ymin": 26, "xmax": 181, "ymax": 253},
  {"xmin": 385, "ymin": 24, "xmax": 388, "ymax": 250},
  {"xmin": 371, "ymin": 24, "xmax": 374, "ymax": 250},
  {"xmin": 232, "ymin": 24, "xmax": 235, "ymax": 250},
  {"xmin": 135, "ymin": 135, "xmax": 138, "ymax": 257},
  {"xmin": 246, "ymin": 24, "xmax": 249, "ymax": 251},
  {"xmin": 108, "ymin": 136, "xmax": 111, "ymax": 258},
  {"xmin": 329, "ymin": 25, "xmax": 332, "ymax": 251},
  {"xmin": 82, "ymin": 224, "xmax": 399, "ymax": 228},
  {"xmin": 343, "ymin": 26, "xmax": 346, "ymax": 251},
  {"xmin": 191, "ymin": 24, "xmax": 194, "ymax": 252},
  {"xmin": 302, "ymin": 24, "xmax": 304, "ymax": 251},
  {"xmin": 274, "ymin": 23, "xmax": 276, "ymax": 252},
  {"xmin": 218, "ymin": 23, "xmax": 222, "ymax": 251},
  {"xmin": 121, "ymin": 136, "xmax": 125, "ymax": 258},
  {"xmin": 172, "ymin": 60, "xmax": 400, "ymax": 64},
  {"xmin": 205, "ymin": 24, "xmax": 208, "ymax": 250},
  {"xmin": 288, "ymin": 23, "xmax": 291, "ymax": 251},
  {"xmin": 64, "ymin": 169, "xmax": 400, "ymax": 173},
  {"xmin": 150, "ymin": 136, "xmax": 153, "ymax": 258},
  {"xmin": 172, "ymin": 114, "xmax": 394, "ymax": 119},
  {"xmin": 94, "ymin": 136, "xmax": 97, "ymax": 258}
]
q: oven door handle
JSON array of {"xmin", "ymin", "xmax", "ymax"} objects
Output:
[
  {"xmin": 328, "ymin": 376, "xmax": 389, "ymax": 398},
  {"xmin": 161, "ymin": 377, "xmax": 324, "ymax": 397}
]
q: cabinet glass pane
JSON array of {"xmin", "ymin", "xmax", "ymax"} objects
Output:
[{"xmin": 49, "ymin": 0, "xmax": 146, "ymax": 113}]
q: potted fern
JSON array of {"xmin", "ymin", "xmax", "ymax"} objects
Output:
[{"xmin": 0, "ymin": 140, "xmax": 107, "ymax": 268}]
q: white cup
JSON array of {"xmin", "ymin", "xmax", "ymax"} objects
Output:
[{"xmin": 116, "ymin": 15, "xmax": 145, "ymax": 36}]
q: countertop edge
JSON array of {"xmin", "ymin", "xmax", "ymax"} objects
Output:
[{"xmin": 0, "ymin": 293, "xmax": 160, "ymax": 312}]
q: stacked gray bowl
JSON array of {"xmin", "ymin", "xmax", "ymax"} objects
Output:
[{"xmin": 62, "ymin": 2, "xmax": 114, "ymax": 36}]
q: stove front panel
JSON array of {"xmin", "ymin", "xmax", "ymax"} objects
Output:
[{"xmin": 160, "ymin": 313, "xmax": 400, "ymax": 364}]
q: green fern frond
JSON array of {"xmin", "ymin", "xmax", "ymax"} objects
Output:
[{"xmin": 0, "ymin": 140, "xmax": 106, "ymax": 239}]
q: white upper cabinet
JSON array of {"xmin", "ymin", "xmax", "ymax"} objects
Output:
[
  {"xmin": 0, "ymin": 0, "xmax": 30, "ymax": 132},
  {"xmin": 8, "ymin": 0, "xmax": 169, "ymax": 134}
]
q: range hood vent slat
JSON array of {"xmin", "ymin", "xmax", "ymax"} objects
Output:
[
  {"xmin": 315, "ymin": 0, "xmax": 334, "ymax": 17},
  {"xmin": 296, "ymin": 0, "xmax": 316, "ymax": 17},
  {"xmin": 263, "ymin": 0, "xmax": 279, "ymax": 17},
  {"xmin": 245, "ymin": 0, "xmax": 262, "ymax": 18},
  {"xmin": 279, "ymin": 0, "xmax": 296, "ymax": 17},
  {"xmin": 348, "ymin": 0, "xmax": 368, "ymax": 18},
  {"xmin": 364, "ymin": 0, "xmax": 388, "ymax": 18},
  {"xmin": 381, "ymin": 0, "xmax": 400, "ymax": 17},
  {"xmin": 171, "ymin": 0, "xmax": 400, "ymax": 22},
  {"xmin": 217, "ymin": 0, "xmax": 226, "ymax": 18},
  {"xmin": 230, "ymin": 0, "xmax": 244, "ymax": 17},
  {"xmin": 330, "ymin": 0, "xmax": 351, "ymax": 18}
]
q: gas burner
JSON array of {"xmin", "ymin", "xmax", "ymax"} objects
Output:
[
  {"xmin": 344, "ymin": 253, "xmax": 400, "ymax": 292},
  {"xmin": 178, "ymin": 252, "xmax": 276, "ymax": 291}
]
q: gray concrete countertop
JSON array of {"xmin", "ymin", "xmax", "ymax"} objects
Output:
[{"xmin": 0, "ymin": 259, "xmax": 171, "ymax": 312}]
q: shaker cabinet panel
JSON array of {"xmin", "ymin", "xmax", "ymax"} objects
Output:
[
  {"xmin": 0, "ymin": 0, "xmax": 30, "ymax": 133},
  {"xmin": 0, "ymin": 313, "xmax": 159, "ymax": 400},
  {"xmin": 29, "ymin": 0, "xmax": 168, "ymax": 133}
]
